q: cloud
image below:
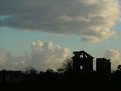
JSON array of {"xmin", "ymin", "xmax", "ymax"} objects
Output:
[
  {"xmin": 105, "ymin": 49, "xmax": 121, "ymax": 70},
  {"xmin": 0, "ymin": 41, "xmax": 71, "ymax": 71},
  {"xmin": 0, "ymin": 50, "xmax": 7, "ymax": 65},
  {"xmin": 0, "ymin": 16, "xmax": 11, "ymax": 21},
  {"xmin": 0, "ymin": 50, "xmax": 29, "ymax": 70},
  {"xmin": 1, "ymin": 46, "xmax": 121, "ymax": 71},
  {"xmin": 30, "ymin": 40, "xmax": 71, "ymax": 70},
  {"xmin": 0, "ymin": 0, "xmax": 120, "ymax": 42}
]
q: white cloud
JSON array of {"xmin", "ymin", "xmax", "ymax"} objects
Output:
[
  {"xmin": 1, "ymin": 46, "xmax": 121, "ymax": 71},
  {"xmin": 0, "ymin": 0, "xmax": 120, "ymax": 42},
  {"xmin": 0, "ymin": 51, "xmax": 29, "ymax": 70},
  {"xmin": 0, "ymin": 41, "xmax": 71, "ymax": 71},
  {"xmin": 30, "ymin": 40, "xmax": 71, "ymax": 70},
  {"xmin": 105, "ymin": 49, "xmax": 121, "ymax": 70}
]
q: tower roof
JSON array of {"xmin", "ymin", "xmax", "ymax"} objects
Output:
[{"xmin": 73, "ymin": 50, "xmax": 93, "ymax": 59}]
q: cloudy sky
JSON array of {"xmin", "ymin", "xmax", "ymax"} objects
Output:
[{"xmin": 0, "ymin": 0, "xmax": 121, "ymax": 71}]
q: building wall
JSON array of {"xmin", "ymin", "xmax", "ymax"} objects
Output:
[{"xmin": 96, "ymin": 58, "xmax": 111, "ymax": 78}]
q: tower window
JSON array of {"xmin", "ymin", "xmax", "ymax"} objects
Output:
[{"xmin": 80, "ymin": 66, "xmax": 83, "ymax": 70}]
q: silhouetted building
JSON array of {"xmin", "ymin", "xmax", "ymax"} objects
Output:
[
  {"xmin": 72, "ymin": 50, "xmax": 93, "ymax": 73},
  {"xmin": 0, "ymin": 69, "xmax": 22, "ymax": 84},
  {"xmin": 96, "ymin": 58, "xmax": 111, "ymax": 78}
]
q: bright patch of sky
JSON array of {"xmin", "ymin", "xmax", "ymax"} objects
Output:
[{"xmin": 0, "ymin": 26, "xmax": 121, "ymax": 57}]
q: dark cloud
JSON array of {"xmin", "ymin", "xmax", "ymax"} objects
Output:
[{"xmin": 0, "ymin": 0, "xmax": 120, "ymax": 42}]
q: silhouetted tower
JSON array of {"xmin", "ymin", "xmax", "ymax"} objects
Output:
[
  {"xmin": 96, "ymin": 58, "xmax": 111, "ymax": 78},
  {"xmin": 72, "ymin": 50, "xmax": 93, "ymax": 73}
]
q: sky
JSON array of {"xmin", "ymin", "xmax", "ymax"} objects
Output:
[{"xmin": 0, "ymin": 0, "xmax": 121, "ymax": 71}]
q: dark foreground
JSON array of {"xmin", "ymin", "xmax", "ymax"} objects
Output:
[{"xmin": 1, "ymin": 74, "xmax": 121, "ymax": 91}]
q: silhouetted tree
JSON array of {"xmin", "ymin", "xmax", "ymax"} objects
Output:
[
  {"xmin": 117, "ymin": 65, "xmax": 121, "ymax": 71},
  {"xmin": 57, "ymin": 58, "xmax": 73, "ymax": 82},
  {"xmin": 57, "ymin": 58, "xmax": 73, "ymax": 73},
  {"xmin": 46, "ymin": 69, "xmax": 54, "ymax": 73},
  {"xmin": 24, "ymin": 67, "xmax": 38, "ymax": 75}
]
